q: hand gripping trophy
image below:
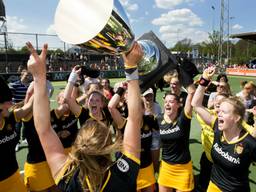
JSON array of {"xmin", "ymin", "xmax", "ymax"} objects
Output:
[{"xmin": 54, "ymin": 0, "xmax": 180, "ymax": 91}]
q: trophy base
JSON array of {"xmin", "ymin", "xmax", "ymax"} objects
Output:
[{"xmin": 137, "ymin": 31, "xmax": 178, "ymax": 93}]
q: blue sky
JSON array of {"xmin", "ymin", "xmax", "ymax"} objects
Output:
[{"xmin": 2, "ymin": 0, "xmax": 256, "ymax": 49}]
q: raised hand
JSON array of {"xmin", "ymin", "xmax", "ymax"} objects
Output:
[
  {"xmin": 202, "ymin": 66, "xmax": 216, "ymax": 80},
  {"xmin": 26, "ymin": 42, "xmax": 48, "ymax": 79},
  {"xmin": 123, "ymin": 42, "xmax": 143, "ymax": 68},
  {"xmin": 71, "ymin": 65, "xmax": 82, "ymax": 75}
]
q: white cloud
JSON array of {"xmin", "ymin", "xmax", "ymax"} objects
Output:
[
  {"xmin": 46, "ymin": 24, "xmax": 56, "ymax": 34},
  {"xmin": 152, "ymin": 9, "xmax": 207, "ymax": 47},
  {"xmin": 152, "ymin": 9, "xmax": 203, "ymax": 27},
  {"xmin": 155, "ymin": 0, "xmax": 204, "ymax": 9},
  {"xmin": 155, "ymin": 0, "xmax": 183, "ymax": 9},
  {"xmin": 232, "ymin": 24, "xmax": 243, "ymax": 30},
  {"xmin": 6, "ymin": 16, "xmax": 27, "ymax": 32},
  {"xmin": 120, "ymin": 0, "xmax": 138, "ymax": 11}
]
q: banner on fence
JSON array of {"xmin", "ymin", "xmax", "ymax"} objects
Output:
[
  {"xmin": 0, "ymin": 70, "xmax": 125, "ymax": 83},
  {"xmin": 226, "ymin": 68, "xmax": 256, "ymax": 77}
]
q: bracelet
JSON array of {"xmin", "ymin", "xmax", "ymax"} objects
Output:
[
  {"xmin": 125, "ymin": 67, "xmax": 139, "ymax": 81},
  {"xmin": 68, "ymin": 72, "xmax": 78, "ymax": 84},
  {"xmin": 116, "ymin": 87, "xmax": 125, "ymax": 97},
  {"xmin": 199, "ymin": 77, "xmax": 210, "ymax": 87}
]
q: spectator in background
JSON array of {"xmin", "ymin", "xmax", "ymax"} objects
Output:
[
  {"xmin": 142, "ymin": 88, "xmax": 162, "ymax": 117},
  {"xmin": 236, "ymin": 81, "xmax": 256, "ymax": 124},
  {"xmin": 101, "ymin": 78, "xmax": 114, "ymax": 101},
  {"xmin": 46, "ymin": 74, "xmax": 54, "ymax": 98},
  {"xmin": 9, "ymin": 68, "xmax": 32, "ymax": 151},
  {"xmin": 207, "ymin": 75, "xmax": 231, "ymax": 109},
  {"xmin": 9, "ymin": 68, "xmax": 31, "ymax": 104},
  {"xmin": 164, "ymin": 70, "xmax": 187, "ymax": 107}
]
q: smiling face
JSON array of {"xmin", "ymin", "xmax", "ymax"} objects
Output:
[
  {"xmin": 87, "ymin": 92, "xmax": 104, "ymax": 115},
  {"xmin": 164, "ymin": 94, "xmax": 180, "ymax": 116},
  {"xmin": 170, "ymin": 77, "xmax": 181, "ymax": 95}
]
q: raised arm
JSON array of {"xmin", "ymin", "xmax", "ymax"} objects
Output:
[
  {"xmin": 26, "ymin": 42, "xmax": 67, "ymax": 177},
  {"xmin": 184, "ymin": 83, "xmax": 196, "ymax": 117},
  {"xmin": 64, "ymin": 66, "xmax": 82, "ymax": 116},
  {"xmin": 191, "ymin": 66, "xmax": 216, "ymax": 126},
  {"xmin": 122, "ymin": 42, "xmax": 143, "ymax": 160},
  {"xmin": 108, "ymin": 86, "xmax": 126, "ymax": 129}
]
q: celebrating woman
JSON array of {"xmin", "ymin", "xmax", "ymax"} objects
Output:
[
  {"xmin": 26, "ymin": 41, "xmax": 143, "ymax": 191},
  {"xmin": 192, "ymin": 66, "xmax": 256, "ymax": 191}
]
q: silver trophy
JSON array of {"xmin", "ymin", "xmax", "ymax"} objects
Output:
[{"xmin": 54, "ymin": 0, "xmax": 177, "ymax": 91}]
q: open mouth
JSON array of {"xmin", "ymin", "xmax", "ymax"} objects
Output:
[
  {"xmin": 165, "ymin": 107, "xmax": 172, "ymax": 112},
  {"xmin": 218, "ymin": 119, "xmax": 224, "ymax": 125},
  {"xmin": 91, "ymin": 106, "xmax": 97, "ymax": 113}
]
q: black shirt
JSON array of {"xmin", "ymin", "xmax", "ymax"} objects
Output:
[
  {"xmin": 0, "ymin": 111, "xmax": 19, "ymax": 180},
  {"xmin": 158, "ymin": 110, "xmax": 192, "ymax": 164},
  {"xmin": 51, "ymin": 110, "xmax": 78, "ymax": 148},
  {"xmin": 211, "ymin": 120, "xmax": 256, "ymax": 192},
  {"xmin": 23, "ymin": 115, "xmax": 46, "ymax": 163},
  {"xmin": 57, "ymin": 153, "xmax": 140, "ymax": 192}
]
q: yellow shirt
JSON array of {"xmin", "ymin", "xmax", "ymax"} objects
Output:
[{"xmin": 196, "ymin": 109, "xmax": 217, "ymax": 162}]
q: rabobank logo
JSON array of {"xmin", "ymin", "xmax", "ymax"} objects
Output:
[{"xmin": 117, "ymin": 158, "xmax": 129, "ymax": 172}]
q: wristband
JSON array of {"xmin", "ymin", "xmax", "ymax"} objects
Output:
[
  {"xmin": 68, "ymin": 72, "xmax": 78, "ymax": 84},
  {"xmin": 199, "ymin": 77, "xmax": 210, "ymax": 87},
  {"xmin": 116, "ymin": 87, "xmax": 125, "ymax": 97},
  {"xmin": 125, "ymin": 67, "xmax": 139, "ymax": 81}
]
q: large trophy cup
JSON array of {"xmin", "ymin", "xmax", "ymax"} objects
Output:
[{"xmin": 54, "ymin": 0, "xmax": 178, "ymax": 92}]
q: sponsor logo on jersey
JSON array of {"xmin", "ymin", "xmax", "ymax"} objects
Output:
[
  {"xmin": 160, "ymin": 126, "xmax": 180, "ymax": 135},
  {"xmin": 117, "ymin": 158, "xmax": 129, "ymax": 172},
  {"xmin": 0, "ymin": 132, "xmax": 17, "ymax": 144},
  {"xmin": 213, "ymin": 143, "xmax": 240, "ymax": 164}
]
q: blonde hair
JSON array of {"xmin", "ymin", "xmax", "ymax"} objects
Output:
[
  {"xmin": 221, "ymin": 96, "xmax": 245, "ymax": 125},
  {"xmin": 163, "ymin": 70, "xmax": 179, "ymax": 83},
  {"xmin": 65, "ymin": 120, "xmax": 122, "ymax": 191}
]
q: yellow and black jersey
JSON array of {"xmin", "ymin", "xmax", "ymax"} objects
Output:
[
  {"xmin": 211, "ymin": 120, "xmax": 256, "ymax": 192},
  {"xmin": 77, "ymin": 107, "xmax": 113, "ymax": 128},
  {"xmin": 117, "ymin": 115, "xmax": 159, "ymax": 168},
  {"xmin": 55, "ymin": 152, "xmax": 140, "ymax": 192},
  {"xmin": 196, "ymin": 109, "xmax": 217, "ymax": 162},
  {"xmin": 23, "ymin": 116, "xmax": 46, "ymax": 163},
  {"xmin": 140, "ymin": 115, "xmax": 159, "ymax": 168},
  {"xmin": 0, "ymin": 111, "xmax": 19, "ymax": 181},
  {"xmin": 158, "ymin": 110, "xmax": 192, "ymax": 164},
  {"xmin": 50, "ymin": 110, "xmax": 78, "ymax": 149}
]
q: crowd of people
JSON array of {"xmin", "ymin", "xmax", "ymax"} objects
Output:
[{"xmin": 0, "ymin": 41, "xmax": 256, "ymax": 192}]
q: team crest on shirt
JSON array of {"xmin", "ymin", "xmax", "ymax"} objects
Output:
[
  {"xmin": 117, "ymin": 158, "xmax": 129, "ymax": 172},
  {"xmin": 7, "ymin": 124, "xmax": 12, "ymax": 131},
  {"xmin": 161, "ymin": 120, "xmax": 166, "ymax": 125},
  {"xmin": 234, "ymin": 143, "xmax": 244, "ymax": 155},
  {"xmin": 143, "ymin": 125, "xmax": 149, "ymax": 131}
]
